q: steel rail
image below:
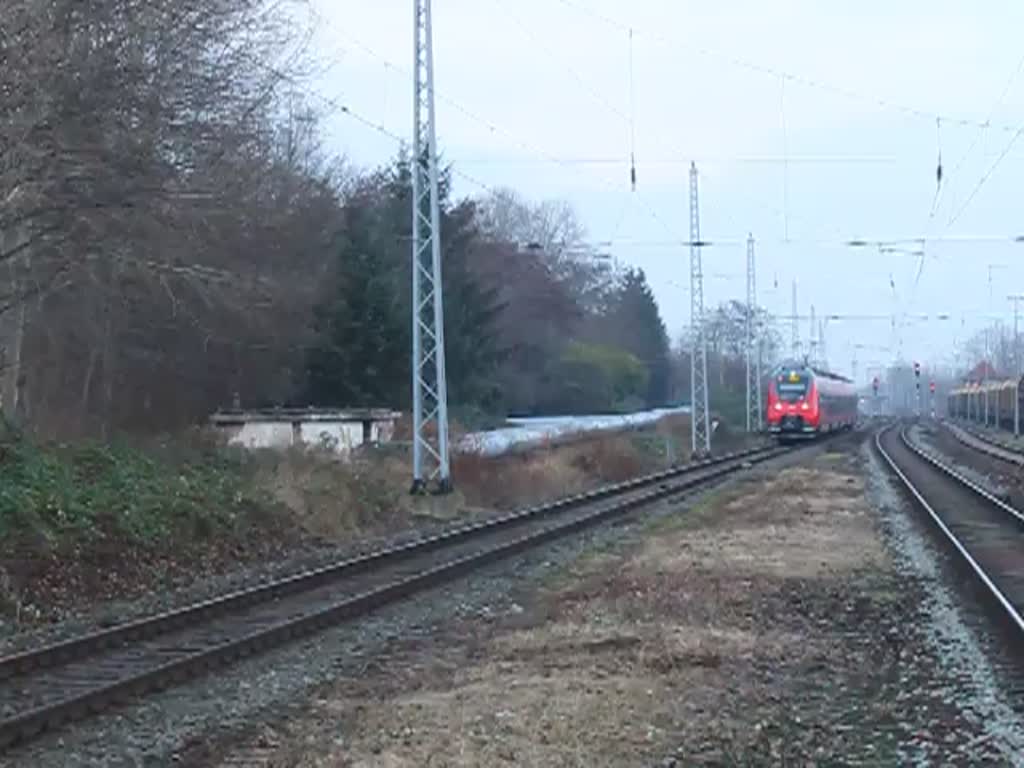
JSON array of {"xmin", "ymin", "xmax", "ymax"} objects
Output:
[
  {"xmin": 874, "ymin": 424, "xmax": 1024, "ymax": 637},
  {"xmin": 0, "ymin": 441, "xmax": 791, "ymax": 751},
  {"xmin": 0, "ymin": 443, "xmax": 776, "ymax": 684}
]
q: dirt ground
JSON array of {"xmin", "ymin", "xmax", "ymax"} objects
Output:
[{"xmin": 198, "ymin": 442, "xmax": 997, "ymax": 766}]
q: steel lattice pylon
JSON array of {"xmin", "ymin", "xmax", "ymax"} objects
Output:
[
  {"xmin": 689, "ymin": 162, "xmax": 711, "ymax": 456},
  {"xmin": 790, "ymin": 281, "xmax": 799, "ymax": 358},
  {"xmin": 410, "ymin": 0, "xmax": 451, "ymax": 493},
  {"xmin": 818, "ymin": 318, "xmax": 827, "ymax": 368},
  {"xmin": 744, "ymin": 234, "xmax": 762, "ymax": 432},
  {"xmin": 808, "ymin": 304, "xmax": 817, "ymax": 366}
]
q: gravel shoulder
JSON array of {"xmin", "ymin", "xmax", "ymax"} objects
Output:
[
  {"xmin": 191, "ymin": 432, "xmax": 1024, "ymax": 766},
  {"xmin": 915, "ymin": 419, "xmax": 1024, "ymax": 505}
]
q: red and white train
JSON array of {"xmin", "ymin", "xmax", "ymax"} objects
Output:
[{"xmin": 766, "ymin": 362, "xmax": 858, "ymax": 440}]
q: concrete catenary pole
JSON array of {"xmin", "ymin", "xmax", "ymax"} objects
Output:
[
  {"xmin": 689, "ymin": 162, "xmax": 711, "ymax": 456},
  {"xmin": 411, "ymin": 0, "xmax": 451, "ymax": 492}
]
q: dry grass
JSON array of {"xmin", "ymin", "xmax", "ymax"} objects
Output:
[
  {"xmin": 256, "ymin": 414, "xmax": 715, "ymax": 541},
  {"xmin": 252, "ymin": 447, "xmax": 430, "ymax": 540},
  {"xmin": 632, "ymin": 468, "xmax": 880, "ymax": 581},
  {"xmin": 209, "ymin": 451, "xmax": 895, "ymax": 767},
  {"xmin": 452, "ymin": 434, "xmax": 647, "ymax": 511}
]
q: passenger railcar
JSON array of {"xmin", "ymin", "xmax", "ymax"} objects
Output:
[{"xmin": 766, "ymin": 362, "xmax": 858, "ymax": 440}]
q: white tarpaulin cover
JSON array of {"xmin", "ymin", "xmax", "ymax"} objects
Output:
[{"xmin": 455, "ymin": 407, "xmax": 692, "ymax": 457}]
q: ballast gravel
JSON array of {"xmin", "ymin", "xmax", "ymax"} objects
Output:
[{"xmin": 2, "ymin": 443, "xmax": 775, "ymax": 768}]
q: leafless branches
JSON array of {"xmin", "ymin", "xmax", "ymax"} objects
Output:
[{"xmin": 0, "ymin": 0, "xmax": 343, "ymax": 436}]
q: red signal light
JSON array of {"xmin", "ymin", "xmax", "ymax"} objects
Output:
[{"xmin": 929, "ymin": 381, "xmax": 936, "ymax": 392}]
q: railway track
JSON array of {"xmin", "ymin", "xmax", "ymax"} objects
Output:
[
  {"xmin": 0, "ymin": 441, "xmax": 793, "ymax": 752},
  {"xmin": 942, "ymin": 419, "xmax": 1024, "ymax": 466},
  {"xmin": 875, "ymin": 422, "xmax": 1024, "ymax": 638}
]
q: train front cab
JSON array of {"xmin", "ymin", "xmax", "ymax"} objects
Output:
[{"xmin": 767, "ymin": 369, "xmax": 819, "ymax": 440}]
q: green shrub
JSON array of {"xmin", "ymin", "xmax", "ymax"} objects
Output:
[
  {"xmin": 0, "ymin": 425, "xmax": 262, "ymax": 554},
  {"xmin": 542, "ymin": 342, "xmax": 650, "ymax": 414}
]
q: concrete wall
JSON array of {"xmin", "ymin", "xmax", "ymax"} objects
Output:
[
  {"xmin": 297, "ymin": 421, "xmax": 364, "ymax": 457},
  {"xmin": 223, "ymin": 422, "xmax": 295, "ymax": 451},
  {"xmin": 212, "ymin": 412, "xmax": 398, "ymax": 460}
]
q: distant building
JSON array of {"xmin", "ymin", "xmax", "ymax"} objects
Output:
[{"xmin": 209, "ymin": 407, "xmax": 401, "ymax": 460}]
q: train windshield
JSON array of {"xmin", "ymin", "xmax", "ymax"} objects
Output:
[{"xmin": 775, "ymin": 370, "xmax": 809, "ymax": 402}]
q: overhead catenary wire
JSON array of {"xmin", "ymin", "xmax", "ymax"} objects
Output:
[
  {"xmin": 328, "ymin": 34, "xmax": 608, "ymax": 173},
  {"xmin": 333, "ymin": 26, "xmax": 710, "ymax": 250},
  {"xmin": 779, "ymin": 76, "xmax": 789, "ymax": 242},
  {"xmin": 327, "ymin": 99, "xmax": 496, "ymax": 193},
  {"xmin": 552, "ymin": 0, "xmax": 1022, "ymax": 135},
  {"xmin": 629, "ymin": 27, "xmax": 637, "ymax": 191},
  {"xmin": 318, "ymin": 26, "xmax": 1024, "ymax": 264},
  {"xmin": 196, "ymin": 34, "xmax": 503, "ymax": 196},
  {"xmin": 919, "ymin": 51, "xmax": 1024, "ymax": 294},
  {"xmin": 448, "ymin": 154, "xmax": 936, "ymax": 165},
  {"xmin": 485, "ymin": 0, "xmax": 633, "ymax": 125},
  {"xmin": 473, "ymin": 3, "xmax": 1024, "ymax": 335},
  {"xmin": 939, "ymin": 48, "xmax": 1024, "ymax": 212},
  {"xmin": 484, "ymin": 0, "xmax": 641, "ymax": 193},
  {"xmin": 316, "ymin": 44, "xmax": 686, "ymax": 255},
  {"xmin": 477, "ymin": 0, "xmax": 903, "ymax": 249},
  {"xmin": 918, "ymin": 56, "xmax": 1024, "ymax": 290},
  {"xmin": 582, "ymin": 233, "xmax": 1024, "ymax": 250},
  {"xmin": 328, "ymin": 23, "xmax": 1024, "ymax": 253},
  {"xmin": 322, "ymin": 33, "xmax": 654, "ymax": 207},
  {"xmin": 314, "ymin": 87, "xmax": 1024, "ymax": 262},
  {"xmin": 928, "ymin": 117, "xmax": 943, "ymax": 219},
  {"xmin": 167, "ymin": 7, "xmax": 1024, "ymax": 379},
  {"xmin": 912, "ymin": 117, "xmax": 943, "ymax": 296},
  {"xmin": 946, "ymin": 122, "xmax": 1024, "ymax": 228}
]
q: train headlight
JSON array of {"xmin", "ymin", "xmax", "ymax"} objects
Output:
[
  {"xmin": 774, "ymin": 403, "xmax": 783, "ymax": 411},
  {"xmin": 800, "ymin": 402, "xmax": 809, "ymax": 411}
]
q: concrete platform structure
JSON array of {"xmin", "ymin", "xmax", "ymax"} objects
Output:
[{"xmin": 209, "ymin": 408, "xmax": 401, "ymax": 459}]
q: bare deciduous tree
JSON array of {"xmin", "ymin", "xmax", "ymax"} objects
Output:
[{"xmin": 0, "ymin": 0, "xmax": 343, "ymax": 436}]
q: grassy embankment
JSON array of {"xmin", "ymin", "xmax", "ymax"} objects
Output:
[{"xmin": 0, "ymin": 412, "xmax": 752, "ymax": 623}]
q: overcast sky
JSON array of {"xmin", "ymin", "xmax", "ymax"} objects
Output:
[{"xmin": 307, "ymin": 0, "xmax": 1024, "ymax": 384}]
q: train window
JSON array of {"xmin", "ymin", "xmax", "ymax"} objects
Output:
[{"xmin": 776, "ymin": 373, "xmax": 808, "ymax": 402}]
